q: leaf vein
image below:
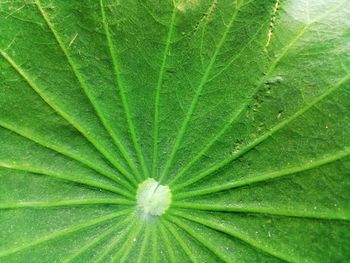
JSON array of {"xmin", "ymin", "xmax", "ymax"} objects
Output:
[{"xmin": 34, "ymin": 0, "xmax": 141, "ymax": 184}]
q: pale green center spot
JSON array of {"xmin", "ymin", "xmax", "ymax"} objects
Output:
[{"xmin": 136, "ymin": 178, "xmax": 171, "ymax": 217}]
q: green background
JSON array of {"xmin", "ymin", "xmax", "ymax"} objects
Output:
[{"xmin": 0, "ymin": 0, "xmax": 349, "ymax": 262}]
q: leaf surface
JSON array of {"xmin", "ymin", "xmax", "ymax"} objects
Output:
[{"xmin": 0, "ymin": 0, "xmax": 349, "ymax": 262}]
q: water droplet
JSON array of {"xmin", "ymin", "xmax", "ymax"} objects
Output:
[{"xmin": 136, "ymin": 178, "xmax": 172, "ymax": 217}]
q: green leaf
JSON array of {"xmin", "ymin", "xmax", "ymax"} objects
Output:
[{"xmin": 0, "ymin": 0, "xmax": 349, "ymax": 262}]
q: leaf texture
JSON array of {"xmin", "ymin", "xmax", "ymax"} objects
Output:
[{"xmin": 0, "ymin": 0, "xmax": 349, "ymax": 262}]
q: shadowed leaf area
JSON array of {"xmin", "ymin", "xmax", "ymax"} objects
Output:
[{"xmin": 0, "ymin": 0, "xmax": 349, "ymax": 262}]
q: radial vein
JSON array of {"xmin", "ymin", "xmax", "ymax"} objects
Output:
[
  {"xmin": 166, "ymin": 214, "xmax": 233, "ymax": 262},
  {"xmin": 170, "ymin": 211, "xmax": 291, "ymax": 262},
  {"xmin": 0, "ymin": 199, "xmax": 134, "ymax": 209},
  {"xmin": 151, "ymin": 223, "xmax": 159, "ymax": 263},
  {"xmin": 0, "ymin": 209, "xmax": 132, "ymax": 258},
  {"xmin": 171, "ymin": 203, "xmax": 350, "ymax": 221},
  {"xmin": 0, "ymin": 120, "xmax": 135, "ymax": 192},
  {"xmin": 0, "ymin": 49, "xmax": 136, "ymax": 190},
  {"xmin": 0, "ymin": 163, "xmax": 134, "ymax": 199},
  {"xmin": 207, "ymin": 19, "xmax": 268, "ymax": 83},
  {"xmin": 100, "ymin": 0, "xmax": 149, "ymax": 180},
  {"xmin": 136, "ymin": 225, "xmax": 151, "ymax": 263},
  {"xmin": 152, "ymin": 2, "xmax": 177, "ymax": 178},
  {"xmin": 94, "ymin": 214, "xmax": 136, "ymax": 263},
  {"xmin": 169, "ymin": 22, "xmax": 271, "ymax": 186},
  {"xmin": 62, "ymin": 215, "xmax": 132, "ymax": 263},
  {"xmin": 173, "ymin": 71, "xmax": 350, "ymax": 190},
  {"xmin": 159, "ymin": 221, "xmax": 176, "ymax": 263},
  {"xmin": 33, "ymin": 0, "xmax": 141, "ymax": 185},
  {"xmin": 169, "ymin": 1, "xmax": 348, "ymax": 187},
  {"xmin": 174, "ymin": 150, "xmax": 350, "ymax": 199},
  {"xmin": 161, "ymin": 218, "xmax": 198, "ymax": 263},
  {"xmin": 114, "ymin": 221, "xmax": 144, "ymax": 263},
  {"xmin": 159, "ymin": 4, "xmax": 242, "ymax": 184}
]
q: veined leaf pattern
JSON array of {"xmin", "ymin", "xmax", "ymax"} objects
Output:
[{"xmin": 0, "ymin": 0, "xmax": 349, "ymax": 262}]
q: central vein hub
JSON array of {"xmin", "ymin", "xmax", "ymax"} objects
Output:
[{"xmin": 136, "ymin": 178, "xmax": 171, "ymax": 217}]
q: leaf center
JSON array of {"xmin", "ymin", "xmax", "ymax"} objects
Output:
[{"xmin": 136, "ymin": 178, "xmax": 172, "ymax": 217}]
